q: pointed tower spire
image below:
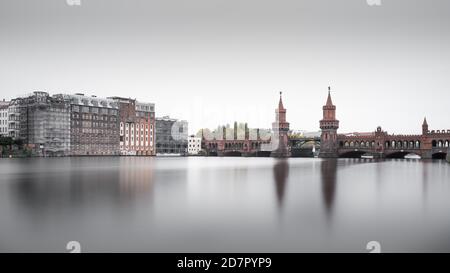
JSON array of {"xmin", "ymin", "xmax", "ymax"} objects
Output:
[
  {"xmin": 326, "ymin": 86, "xmax": 333, "ymax": 106},
  {"xmin": 422, "ymin": 117, "xmax": 429, "ymax": 135},
  {"xmin": 278, "ymin": 91, "xmax": 285, "ymax": 110}
]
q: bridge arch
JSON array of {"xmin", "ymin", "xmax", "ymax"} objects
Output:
[
  {"xmin": 223, "ymin": 151, "xmax": 242, "ymax": 157},
  {"xmin": 432, "ymin": 152, "xmax": 447, "ymax": 160},
  {"xmin": 385, "ymin": 151, "xmax": 421, "ymax": 159},
  {"xmin": 339, "ymin": 150, "xmax": 371, "ymax": 158},
  {"xmin": 256, "ymin": 151, "xmax": 271, "ymax": 157}
]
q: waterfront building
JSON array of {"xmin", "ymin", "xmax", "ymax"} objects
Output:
[
  {"xmin": 8, "ymin": 98, "xmax": 21, "ymax": 139},
  {"xmin": 54, "ymin": 93, "xmax": 120, "ymax": 156},
  {"xmin": 18, "ymin": 91, "xmax": 71, "ymax": 156},
  {"xmin": 0, "ymin": 100, "xmax": 9, "ymax": 136},
  {"xmin": 155, "ymin": 116, "xmax": 188, "ymax": 155},
  {"xmin": 110, "ymin": 97, "xmax": 156, "ymax": 156},
  {"xmin": 188, "ymin": 135, "xmax": 202, "ymax": 155}
]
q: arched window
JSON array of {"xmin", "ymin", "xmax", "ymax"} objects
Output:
[
  {"xmin": 392, "ymin": 140, "xmax": 396, "ymax": 148},
  {"xmin": 350, "ymin": 141, "xmax": 354, "ymax": 147},
  {"xmin": 404, "ymin": 141, "xmax": 408, "ymax": 148},
  {"xmin": 415, "ymin": 141, "xmax": 420, "ymax": 148},
  {"xmin": 385, "ymin": 141, "xmax": 390, "ymax": 148},
  {"xmin": 344, "ymin": 141, "xmax": 349, "ymax": 147},
  {"xmin": 371, "ymin": 141, "xmax": 375, "ymax": 147},
  {"xmin": 360, "ymin": 141, "xmax": 365, "ymax": 147},
  {"xmin": 432, "ymin": 140, "xmax": 437, "ymax": 147},
  {"xmin": 438, "ymin": 140, "xmax": 443, "ymax": 147},
  {"xmin": 445, "ymin": 140, "xmax": 449, "ymax": 148},
  {"xmin": 397, "ymin": 141, "xmax": 402, "ymax": 148},
  {"xmin": 409, "ymin": 141, "xmax": 414, "ymax": 148}
]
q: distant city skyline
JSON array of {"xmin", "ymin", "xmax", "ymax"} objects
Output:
[{"xmin": 1, "ymin": 0, "xmax": 450, "ymax": 135}]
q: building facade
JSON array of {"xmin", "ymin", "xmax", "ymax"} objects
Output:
[
  {"xmin": 155, "ymin": 116, "xmax": 188, "ymax": 155},
  {"xmin": 0, "ymin": 100, "xmax": 9, "ymax": 136},
  {"xmin": 18, "ymin": 92, "xmax": 71, "ymax": 156},
  {"xmin": 8, "ymin": 98, "xmax": 21, "ymax": 139},
  {"xmin": 111, "ymin": 97, "xmax": 156, "ymax": 156},
  {"xmin": 55, "ymin": 93, "xmax": 120, "ymax": 156},
  {"xmin": 188, "ymin": 135, "xmax": 202, "ymax": 155}
]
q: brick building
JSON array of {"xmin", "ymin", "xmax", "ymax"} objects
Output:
[
  {"xmin": 110, "ymin": 97, "xmax": 156, "ymax": 156},
  {"xmin": 55, "ymin": 93, "xmax": 120, "ymax": 156}
]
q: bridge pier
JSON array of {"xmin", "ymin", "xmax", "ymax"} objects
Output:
[
  {"xmin": 372, "ymin": 153, "xmax": 385, "ymax": 159},
  {"xmin": 421, "ymin": 151, "xmax": 432, "ymax": 159}
]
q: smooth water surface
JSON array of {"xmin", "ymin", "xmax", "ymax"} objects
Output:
[{"xmin": 0, "ymin": 157, "xmax": 449, "ymax": 252}]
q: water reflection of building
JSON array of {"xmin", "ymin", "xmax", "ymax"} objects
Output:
[
  {"xmin": 9, "ymin": 158, "xmax": 157, "ymax": 223},
  {"xmin": 273, "ymin": 159, "xmax": 289, "ymax": 207},
  {"xmin": 320, "ymin": 159, "xmax": 337, "ymax": 218}
]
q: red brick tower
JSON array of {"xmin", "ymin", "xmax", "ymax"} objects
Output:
[
  {"xmin": 319, "ymin": 87, "xmax": 340, "ymax": 158},
  {"xmin": 271, "ymin": 92, "xmax": 290, "ymax": 157}
]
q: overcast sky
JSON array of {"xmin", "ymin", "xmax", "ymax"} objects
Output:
[{"xmin": 1, "ymin": 0, "xmax": 449, "ymax": 134}]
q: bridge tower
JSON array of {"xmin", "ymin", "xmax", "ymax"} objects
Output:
[
  {"xmin": 319, "ymin": 87, "xmax": 340, "ymax": 158},
  {"xmin": 271, "ymin": 92, "xmax": 290, "ymax": 157}
]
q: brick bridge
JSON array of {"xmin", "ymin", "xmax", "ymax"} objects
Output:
[
  {"xmin": 202, "ymin": 92, "xmax": 290, "ymax": 157},
  {"xmin": 319, "ymin": 88, "xmax": 450, "ymax": 159}
]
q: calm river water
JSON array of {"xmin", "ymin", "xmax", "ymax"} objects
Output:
[{"xmin": 0, "ymin": 157, "xmax": 450, "ymax": 252}]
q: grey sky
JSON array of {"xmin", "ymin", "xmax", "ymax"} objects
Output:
[{"xmin": 1, "ymin": 0, "xmax": 449, "ymax": 134}]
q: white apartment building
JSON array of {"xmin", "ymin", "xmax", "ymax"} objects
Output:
[
  {"xmin": 0, "ymin": 100, "xmax": 9, "ymax": 136},
  {"xmin": 188, "ymin": 135, "xmax": 202, "ymax": 155}
]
